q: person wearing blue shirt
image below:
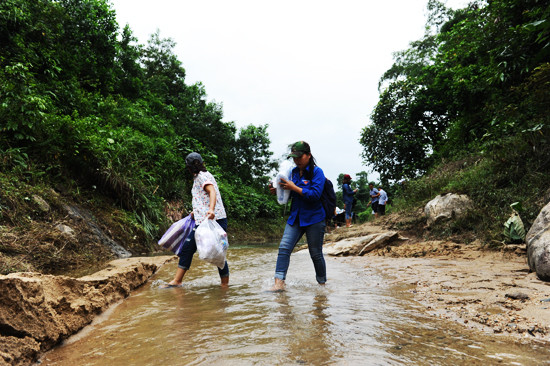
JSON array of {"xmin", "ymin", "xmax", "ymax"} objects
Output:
[
  {"xmin": 270, "ymin": 141, "xmax": 327, "ymax": 291},
  {"xmin": 342, "ymin": 174, "xmax": 358, "ymax": 227},
  {"xmin": 368, "ymin": 182, "xmax": 380, "ymax": 218}
]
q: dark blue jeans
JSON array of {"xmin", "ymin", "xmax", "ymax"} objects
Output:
[
  {"xmin": 275, "ymin": 219, "xmax": 326, "ymax": 283},
  {"xmin": 178, "ymin": 218, "xmax": 229, "ymax": 277},
  {"xmin": 345, "ymin": 201, "xmax": 353, "ymax": 219}
]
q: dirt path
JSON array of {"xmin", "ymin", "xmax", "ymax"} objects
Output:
[{"xmin": 327, "ymin": 223, "xmax": 550, "ymax": 343}]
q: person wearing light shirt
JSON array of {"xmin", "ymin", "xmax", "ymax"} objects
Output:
[{"xmin": 378, "ymin": 187, "xmax": 388, "ymax": 216}]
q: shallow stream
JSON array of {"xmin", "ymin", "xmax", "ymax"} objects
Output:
[{"xmin": 41, "ymin": 244, "xmax": 550, "ymax": 365}]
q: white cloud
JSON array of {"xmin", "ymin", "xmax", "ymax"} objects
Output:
[{"xmin": 110, "ymin": 0, "xmax": 470, "ymax": 184}]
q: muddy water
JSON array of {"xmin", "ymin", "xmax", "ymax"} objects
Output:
[{"xmin": 41, "ymin": 244, "xmax": 550, "ymax": 365}]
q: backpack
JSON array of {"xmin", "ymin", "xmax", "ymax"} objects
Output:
[{"xmin": 321, "ymin": 178, "xmax": 337, "ymax": 221}]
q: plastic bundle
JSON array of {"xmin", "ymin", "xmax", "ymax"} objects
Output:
[
  {"xmin": 275, "ymin": 160, "xmax": 295, "ymax": 205},
  {"xmin": 157, "ymin": 214, "xmax": 196, "ymax": 255},
  {"xmin": 195, "ymin": 219, "xmax": 229, "ymax": 269}
]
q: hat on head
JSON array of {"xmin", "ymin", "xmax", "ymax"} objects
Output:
[
  {"xmin": 288, "ymin": 141, "xmax": 311, "ymax": 158},
  {"xmin": 344, "ymin": 174, "xmax": 351, "ymax": 180},
  {"xmin": 185, "ymin": 152, "xmax": 203, "ymax": 166}
]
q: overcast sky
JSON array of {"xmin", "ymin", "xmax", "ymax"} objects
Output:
[{"xmin": 110, "ymin": 0, "xmax": 469, "ymax": 184}]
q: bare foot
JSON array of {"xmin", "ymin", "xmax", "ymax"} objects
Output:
[
  {"xmin": 160, "ymin": 281, "xmax": 183, "ymax": 289},
  {"xmin": 269, "ymin": 278, "xmax": 285, "ymax": 292}
]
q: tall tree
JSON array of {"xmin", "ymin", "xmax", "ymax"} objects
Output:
[
  {"xmin": 233, "ymin": 124, "xmax": 277, "ymax": 186},
  {"xmin": 361, "ymin": 0, "xmax": 550, "ymax": 182}
]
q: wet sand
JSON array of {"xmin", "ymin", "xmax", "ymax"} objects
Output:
[{"xmin": 357, "ymin": 235, "xmax": 550, "ymax": 342}]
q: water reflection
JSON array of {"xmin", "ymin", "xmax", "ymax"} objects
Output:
[
  {"xmin": 269, "ymin": 291, "xmax": 334, "ymax": 365},
  {"xmin": 41, "ymin": 245, "xmax": 550, "ymax": 366}
]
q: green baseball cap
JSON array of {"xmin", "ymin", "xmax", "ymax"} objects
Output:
[{"xmin": 288, "ymin": 141, "xmax": 310, "ymax": 158}]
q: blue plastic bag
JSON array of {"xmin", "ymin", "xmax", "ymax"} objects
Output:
[{"xmin": 158, "ymin": 214, "xmax": 196, "ymax": 255}]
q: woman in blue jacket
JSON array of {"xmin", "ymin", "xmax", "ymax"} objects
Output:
[
  {"xmin": 271, "ymin": 141, "xmax": 327, "ymax": 291},
  {"xmin": 342, "ymin": 174, "xmax": 358, "ymax": 227}
]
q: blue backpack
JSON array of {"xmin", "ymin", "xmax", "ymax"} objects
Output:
[{"xmin": 321, "ymin": 178, "xmax": 337, "ymax": 220}]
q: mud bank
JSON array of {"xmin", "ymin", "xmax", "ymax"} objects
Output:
[
  {"xmin": 344, "ymin": 233, "xmax": 550, "ymax": 343},
  {"xmin": 0, "ymin": 256, "xmax": 174, "ymax": 366}
]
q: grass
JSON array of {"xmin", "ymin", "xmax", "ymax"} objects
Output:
[{"xmin": 389, "ymin": 139, "xmax": 550, "ymax": 245}]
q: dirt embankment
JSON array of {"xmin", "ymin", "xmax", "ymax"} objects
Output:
[
  {"xmin": 326, "ymin": 219, "xmax": 550, "ymax": 343},
  {"xmin": 0, "ymin": 256, "xmax": 173, "ymax": 366}
]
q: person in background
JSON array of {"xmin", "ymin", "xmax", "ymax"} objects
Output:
[
  {"xmin": 377, "ymin": 186, "xmax": 388, "ymax": 216},
  {"xmin": 367, "ymin": 182, "xmax": 380, "ymax": 218},
  {"xmin": 164, "ymin": 152, "xmax": 229, "ymax": 288},
  {"xmin": 342, "ymin": 174, "xmax": 358, "ymax": 228},
  {"xmin": 270, "ymin": 141, "xmax": 327, "ymax": 291}
]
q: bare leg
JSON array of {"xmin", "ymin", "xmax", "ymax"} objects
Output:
[
  {"xmin": 168, "ymin": 268, "xmax": 187, "ymax": 286},
  {"xmin": 270, "ymin": 278, "xmax": 285, "ymax": 292}
]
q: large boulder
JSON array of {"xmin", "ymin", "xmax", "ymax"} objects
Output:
[
  {"xmin": 324, "ymin": 231, "xmax": 400, "ymax": 256},
  {"xmin": 526, "ymin": 202, "xmax": 550, "ymax": 281},
  {"xmin": 425, "ymin": 193, "xmax": 473, "ymax": 226}
]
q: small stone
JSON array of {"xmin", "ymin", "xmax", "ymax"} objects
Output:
[
  {"xmin": 505, "ymin": 292, "xmax": 530, "ymax": 300},
  {"xmin": 55, "ymin": 224, "xmax": 75, "ymax": 236},
  {"xmin": 33, "ymin": 195, "xmax": 50, "ymax": 212}
]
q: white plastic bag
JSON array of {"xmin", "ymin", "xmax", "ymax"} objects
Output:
[
  {"xmin": 195, "ymin": 220, "xmax": 229, "ymax": 268},
  {"xmin": 274, "ymin": 160, "xmax": 295, "ymax": 205}
]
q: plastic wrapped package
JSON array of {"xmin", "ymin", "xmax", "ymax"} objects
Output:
[
  {"xmin": 158, "ymin": 214, "xmax": 196, "ymax": 255},
  {"xmin": 275, "ymin": 160, "xmax": 295, "ymax": 205},
  {"xmin": 195, "ymin": 219, "xmax": 229, "ymax": 268}
]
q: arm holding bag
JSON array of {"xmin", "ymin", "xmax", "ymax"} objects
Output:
[
  {"xmin": 158, "ymin": 214, "xmax": 196, "ymax": 255},
  {"xmin": 274, "ymin": 160, "xmax": 295, "ymax": 205},
  {"xmin": 195, "ymin": 219, "xmax": 229, "ymax": 269}
]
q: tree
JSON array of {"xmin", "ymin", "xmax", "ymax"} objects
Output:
[
  {"xmin": 360, "ymin": 0, "xmax": 550, "ymax": 182},
  {"xmin": 233, "ymin": 124, "xmax": 277, "ymax": 186},
  {"xmin": 114, "ymin": 25, "xmax": 144, "ymax": 99},
  {"xmin": 352, "ymin": 171, "xmax": 370, "ymax": 204}
]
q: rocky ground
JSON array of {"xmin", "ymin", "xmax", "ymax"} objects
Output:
[
  {"xmin": 325, "ymin": 220, "xmax": 550, "ymax": 344},
  {"xmin": 0, "ymin": 256, "xmax": 174, "ymax": 366}
]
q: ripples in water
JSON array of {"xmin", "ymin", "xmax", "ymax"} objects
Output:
[{"xmin": 42, "ymin": 245, "xmax": 550, "ymax": 365}]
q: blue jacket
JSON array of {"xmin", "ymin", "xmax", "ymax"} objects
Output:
[
  {"xmin": 342, "ymin": 183, "xmax": 355, "ymax": 205},
  {"xmin": 287, "ymin": 165, "xmax": 326, "ymax": 227}
]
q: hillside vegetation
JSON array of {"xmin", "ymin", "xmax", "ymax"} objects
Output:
[
  {"xmin": 1, "ymin": 0, "xmax": 549, "ymax": 274},
  {"xmin": 360, "ymin": 0, "xmax": 550, "ymax": 243},
  {"xmin": 0, "ymin": 0, "xmax": 283, "ymax": 274}
]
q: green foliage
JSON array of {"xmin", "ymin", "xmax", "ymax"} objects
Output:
[
  {"xmin": 233, "ymin": 124, "xmax": 278, "ymax": 187},
  {"xmin": 218, "ymin": 182, "xmax": 279, "ymax": 222},
  {"xmin": 0, "ymin": 0, "xmax": 279, "ymax": 243},
  {"xmin": 392, "ymin": 140, "xmax": 550, "ymax": 242},
  {"xmin": 362, "ymin": 0, "xmax": 550, "ymax": 183},
  {"xmin": 335, "ymin": 171, "xmax": 371, "ymax": 211}
]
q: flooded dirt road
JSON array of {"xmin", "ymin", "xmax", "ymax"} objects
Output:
[{"xmin": 41, "ymin": 244, "xmax": 550, "ymax": 365}]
